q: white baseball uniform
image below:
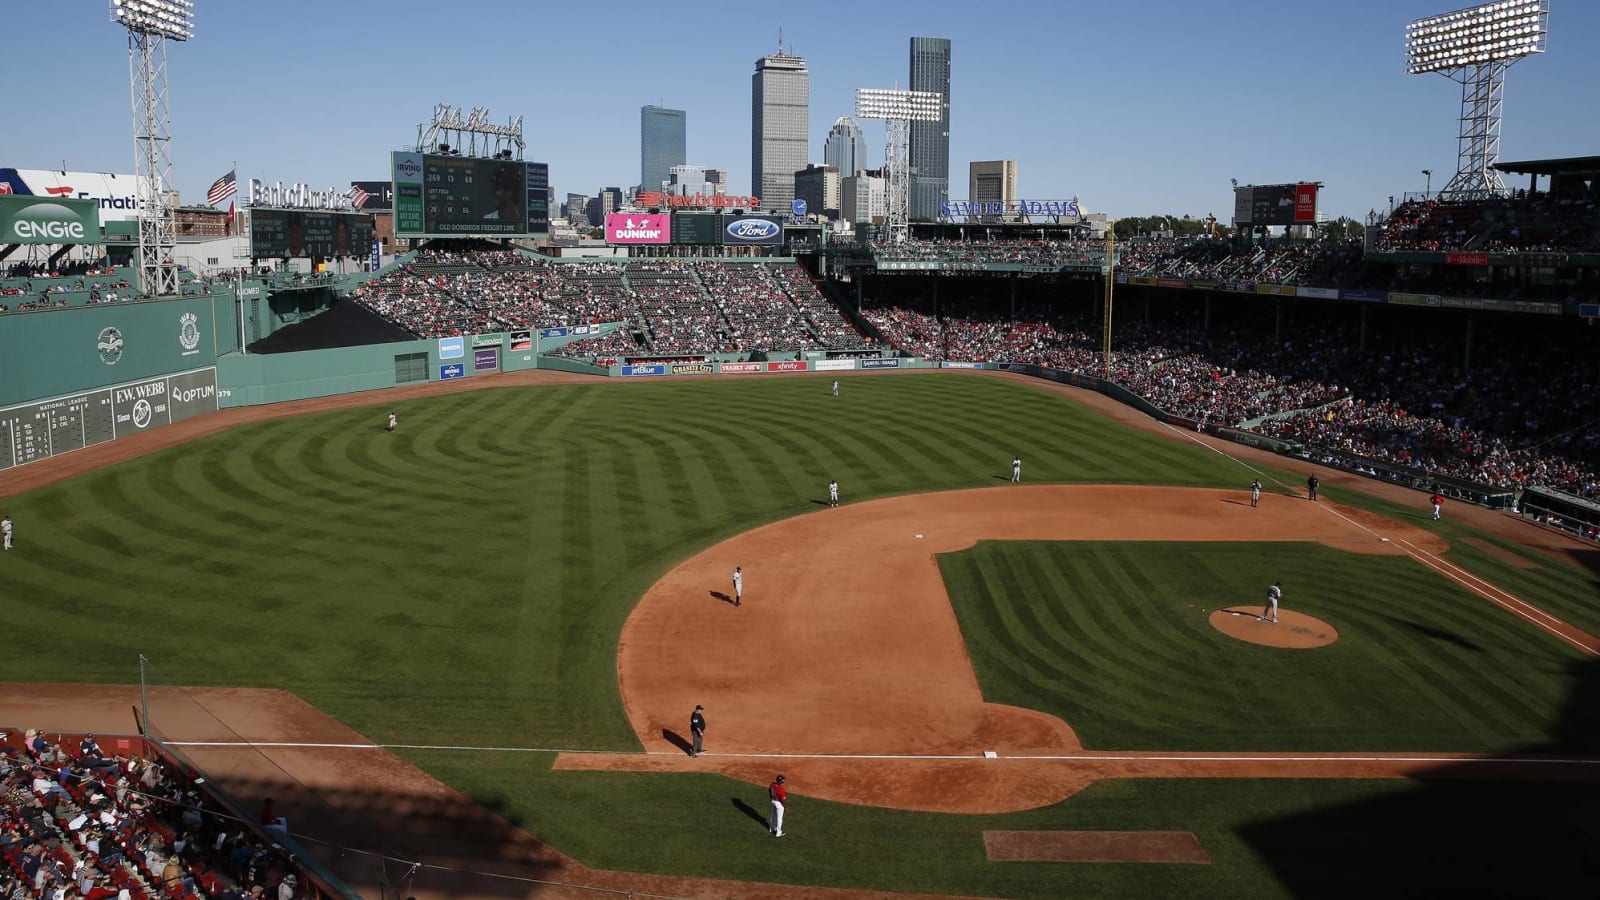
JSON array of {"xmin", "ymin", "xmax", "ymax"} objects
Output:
[
  {"xmin": 1262, "ymin": 584, "xmax": 1281, "ymax": 623},
  {"xmin": 1011, "ymin": 458, "xmax": 1022, "ymax": 483},
  {"xmin": 386, "ymin": 413, "xmax": 397, "ymax": 432},
  {"xmin": 733, "ymin": 569, "xmax": 743, "ymax": 604},
  {"xmin": 1, "ymin": 516, "xmax": 11, "ymax": 551},
  {"xmin": 831, "ymin": 380, "xmax": 838, "ymax": 397},
  {"xmin": 828, "ymin": 481, "xmax": 839, "ymax": 507}
]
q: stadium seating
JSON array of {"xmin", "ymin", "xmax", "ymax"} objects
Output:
[
  {"xmin": 1376, "ymin": 191, "xmax": 1600, "ymax": 253},
  {"xmin": 1, "ymin": 729, "xmax": 316, "ymax": 900}
]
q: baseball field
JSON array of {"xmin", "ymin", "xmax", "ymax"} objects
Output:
[{"xmin": 2, "ymin": 369, "xmax": 1598, "ymax": 899}]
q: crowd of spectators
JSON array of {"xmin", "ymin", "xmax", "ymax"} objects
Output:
[
  {"xmin": 2, "ymin": 729, "xmax": 312, "ymax": 900},
  {"xmin": 872, "ymin": 238, "xmax": 1104, "ymax": 268},
  {"xmin": 1375, "ymin": 190, "xmax": 1599, "ymax": 253},
  {"xmin": 859, "ymin": 289, "xmax": 1600, "ymax": 498},
  {"xmin": 348, "ymin": 247, "xmax": 869, "ymax": 356}
]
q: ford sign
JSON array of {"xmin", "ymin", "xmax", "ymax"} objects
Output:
[{"xmin": 723, "ymin": 217, "xmax": 782, "ymax": 244}]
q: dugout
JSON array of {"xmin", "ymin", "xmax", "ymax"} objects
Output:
[{"xmin": 1519, "ymin": 486, "xmax": 1600, "ymax": 540}]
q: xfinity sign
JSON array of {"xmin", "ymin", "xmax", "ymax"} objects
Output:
[{"xmin": 0, "ymin": 195, "xmax": 100, "ymax": 245}]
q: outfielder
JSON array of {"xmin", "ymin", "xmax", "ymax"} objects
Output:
[
  {"xmin": 828, "ymin": 480, "xmax": 839, "ymax": 508},
  {"xmin": 831, "ymin": 380, "xmax": 839, "ymax": 397},
  {"xmin": 1261, "ymin": 581, "xmax": 1282, "ymax": 624},
  {"xmin": 1011, "ymin": 456, "xmax": 1022, "ymax": 483},
  {"xmin": 733, "ymin": 566, "xmax": 743, "ymax": 607},
  {"xmin": 1, "ymin": 514, "xmax": 11, "ymax": 551},
  {"xmin": 386, "ymin": 412, "xmax": 397, "ymax": 432},
  {"xmin": 768, "ymin": 774, "xmax": 787, "ymax": 837},
  {"xmin": 1250, "ymin": 480, "xmax": 1262, "ymax": 508}
]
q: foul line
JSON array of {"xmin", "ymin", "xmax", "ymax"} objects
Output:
[
  {"xmin": 1153, "ymin": 420, "xmax": 1599, "ymax": 656},
  {"xmin": 164, "ymin": 740, "xmax": 1600, "ymax": 767}
]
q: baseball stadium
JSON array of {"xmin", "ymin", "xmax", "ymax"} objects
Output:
[{"xmin": 4, "ymin": 2, "xmax": 1600, "ymax": 899}]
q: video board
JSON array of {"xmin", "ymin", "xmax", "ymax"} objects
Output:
[
  {"xmin": 1234, "ymin": 183, "xmax": 1319, "ymax": 227},
  {"xmin": 0, "ymin": 368, "xmax": 217, "ymax": 472},
  {"xmin": 391, "ymin": 151, "xmax": 549, "ymax": 239},
  {"xmin": 672, "ymin": 213, "xmax": 720, "ymax": 245},
  {"xmin": 250, "ymin": 209, "xmax": 375, "ymax": 259}
]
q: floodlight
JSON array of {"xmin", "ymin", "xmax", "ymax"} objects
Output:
[
  {"xmin": 854, "ymin": 88, "xmax": 943, "ymax": 123},
  {"xmin": 854, "ymin": 88, "xmax": 944, "ymax": 243},
  {"xmin": 1405, "ymin": 0, "xmax": 1549, "ymax": 199},
  {"xmin": 110, "ymin": 0, "xmax": 195, "ymax": 41}
]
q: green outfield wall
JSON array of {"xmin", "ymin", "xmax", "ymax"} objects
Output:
[{"xmin": 0, "ymin": 295, "xmax": 223, "ymax": 408}]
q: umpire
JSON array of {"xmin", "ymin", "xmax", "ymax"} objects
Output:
[{"xmin": 690, "ymin": 705, "xmax": 706, "ymax": 758}]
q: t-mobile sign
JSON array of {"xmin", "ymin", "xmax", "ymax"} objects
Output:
[{"xmin": 605, "ymin": 213, "xmax": 670, "ymax": 244}]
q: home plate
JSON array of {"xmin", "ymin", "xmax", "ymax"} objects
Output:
[{"xmin": 915, "ymin": 533, "xmax": 923, "ymax": 539}]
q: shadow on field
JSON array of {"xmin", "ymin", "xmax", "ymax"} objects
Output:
[
  {"xmin": 709, "ymin": 590, "xmax": 736, "ymax": 605},
  {"xmin": 1240, "ymin": 654, "xmax": 1600, "ymax": 897},
  {"xmin": 661, "ymin": 729, "xmax": 694, "ymax": 756},
  {"xmin": 810, "ymin": 499, "xmax": 830, "ymax": 506},
  {"xmin": 1218, "ymin": 499, "xmax": 1250, "ymax": 507},
  {"xmin": 731, "ymin": 797, "xmax": 769, "ymax": 830},
  {"xmin": 1370, "ymin": 611, "xmax": 1485, "ymax": 652}
]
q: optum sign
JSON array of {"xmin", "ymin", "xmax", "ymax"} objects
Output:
[{"xmin": 0, "ymin": 195, "xmax": 100, "ymax": 244}]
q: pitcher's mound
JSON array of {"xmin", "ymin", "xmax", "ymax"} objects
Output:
[{"xmin": 1209, "ymin": 607, "xmax": 1338, "ymax": 649}]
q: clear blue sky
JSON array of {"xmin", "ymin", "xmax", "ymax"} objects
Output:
[{"xmin": 12, "ymin": 0, "xmax": 1599, "ymax": 221}]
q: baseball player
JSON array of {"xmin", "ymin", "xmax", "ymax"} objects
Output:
[
  {"xmin": 1, "ymin": 514, "xmax": 11, "ymax": 551},
  {"xmin": 768, "ymin": 774, "xmax": 787, "ymax": 837},
  {"xmin": 733, "ymin": 566, "xmax": 743, "ymax": 607},
  {"xmin": 831, "ymin": 380, "xmax": 839, "ymax": 397},
  {"xmin": 1250, "ymin": 480, "xmax": 1262, "ymax": 508},
  {"xmin": 1306, "ymin": 474, "xmax": 1319, "ymax": 502},
  {"xmin": 828, "ymin": 480, "xmax": 839, "ymax": 508},
  {"xmin": 1430, "ymin": 492, "xmax": 1444, "ymax": 521},
  {"xmin": 689, "ymin": 705, "xmax": 706, "ymax": 758},
  {"xmin": 386, "ymin": 412, "xmax": 397, "ymax": 432},
  {"xmin": 1011, "ymin": 456, "xmax": 1022, "ymax": 483},
  {"xmin": 1261, "ymin": 581, "xmax": 1282, "ymax": 624}
]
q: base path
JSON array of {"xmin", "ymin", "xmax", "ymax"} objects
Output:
[{"xmin": 562, "ymin": 485, "xmax": 1536, "ymax": 812}]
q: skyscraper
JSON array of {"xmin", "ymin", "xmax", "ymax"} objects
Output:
[
  {"xmin": 969, "ymin": 160, "xmax": 1018, "ymax": 221},
  {"xmin": 641, "ymin": 105, "xmax": 687, "ymax": 198},
  {"xmin": 752, "ymin": 51, "xmax": 809, "ymax": 211},
  {"xmin": 823, "ymin": 116, "xmax": 869, "ymax": 177},
  {"xmin": 908, "ymin": 37, "xmax": 951, "ymax": 221}
]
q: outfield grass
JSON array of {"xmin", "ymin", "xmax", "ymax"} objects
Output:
[
  {"xmin": 938, "ymin": 540, "xmax": 1598, "ymax": 752},
  {"xmin": 3, "ymin": 371, "xmax": 1596, "ymax": 898}
]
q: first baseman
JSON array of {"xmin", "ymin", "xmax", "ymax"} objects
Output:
[
  {"xmin": 768, "ymin": 774, "xmax": 787, "ymax": 837},
  {"xmin": 828, "ymin": 480, "xmax": 839, "ymax": 508},
  {"xmin": 733, "ymin": 566, "xmax": 743, "ymax": 607},
  {"xmin": 1261, "ymin": 581, "xmax": 1282, "ymax": 623}
]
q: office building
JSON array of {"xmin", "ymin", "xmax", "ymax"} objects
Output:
[
  {"xmin": 566, "ymin": 193, "xmax": 590, "ymax": 225},
  {"xmin": 794, "ymin": 164, "xmax": 841, "ymax": 219},
  {"xmin": 641, "ymin": 105, "xmax": 687, "ymax": 197},
  {"xmin": 823, "ymin": 117, "xmax": 869, "ymax": 181},
  {"xmin": 842, "ymin": 169, "xmax": 888, "ymax": 224},
  {"xmin": 968, "ymin": 160, "xmax": 1018, "ymax": 221},
  {"xmin": 667, "ymin": 164, "xmax": 727, "ymax": 198},
  {"xmin": 908, "ymin": 37, "xmax": 951, "ymax": 220},
  {"xmin": 752, "ymin": 51, "xmax": 810, "ymax": 212}
]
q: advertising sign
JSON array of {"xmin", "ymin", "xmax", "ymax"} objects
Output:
[
  {"xmin": 722, "ymin": 215, "xmax": 783, "ymax": 245},
  {"xmin": 0, "ymin": 168, "xmax": 149, "ymax": 222},
  {"xmin": 540, "ymin": 326, "xmax": 568, "ymax": 339},
  {"xmin": 391, "ymin": 151, "xmax": 548, "ymax": 239},
  {"xmin": 671, "ymin": 213, "xmax": 721, "ymax": 245},
  {"xmin": 1340, "ymin": 289, "xmax": 1389, "ymax": 303},
  {"xmin": 1293, "ymin": 182, "xmax": 1318, "ymax": 224},
  {"xmin": 637, "ymin": 191, "xmax": 760, "ymax": 210},
  {"xmin": 720, "ymin": 362, "xmax": 764, "ymax": 373},
  {"xmin": 606, "ymin": 213, "xmax": 670, "ymax": 244},
  {"xmin": 767, "ymin": 360, "xmax": 807, "ymax": 372},
  {"xmin": 0, "ymin": 196, "xmax": 100, "ymax": 244},
  {"xmin": 350, "ymin": 180, "xmax": 394, "ymax": 211},
  {"xmin": 1250, "ymin": 185, "xmax": 1297, "ymax": 227},
  {"xmin": 860, "ymin": 357, "xmax": 901, "ymax": 369},
  {"xmin": 439, "ymin": 363, "xmax": 465, "ymax": 380},
  {"xmin": 472, "ymin": 347, "xmax": 499, "ymax": 371},
  {"xmin": 940, "ymin": 362, "xmax": 984, "ymax": 369},
  {"xmin": 1444, "ymin": 252, "xmax": 1489, "ymax": 266},
  {"xmin": 1255, "ymin": 285, "xmax": 1297, "ymax": 297},
  {"xmin": 670, "ymin": 363, "xmax": 714, "ymax": 375},
  {"xmin": 621, "ymin": 363, "xmax": 666, "ymax": 376},
  {"xmin": 438, "ymin": 336, "xmax": 464, "ymax": 359},
  {"xmin": 1297, "ymin": 286, "xmax": 1340, "ymax": 299},
  {"xmin": 509, "ymin": 330, "xmax": 533, "ymax": 351},
  {"xmin": 249, "ymin": 209, "xmax": 374, "ymax": 259},
  {"xmin": 813, "ymin": 359, "xmax": 856, "ymax": 371},
  {"xmin": 472, "ymin": 333, "xmax": 504, "ymax": 347},
  {"xmin": 1233, "ymin": 187, "xmax": 1252, "ymax": 226},
  {"xmin": 0, "ymin": 366, "xmax": 221, "ymax": 472}
]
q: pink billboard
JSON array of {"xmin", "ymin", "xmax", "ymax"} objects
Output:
[{"xmin": 605, "ymin": 213, "xmax": 671, "ymax": 244}]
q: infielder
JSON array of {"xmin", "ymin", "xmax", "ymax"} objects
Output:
[
  {"xmin": 828, "ymin": 480, "xmax": 839, "ymax": 508},
  {"xmin": 831, "ymin": 380, "xmax": 839, "ymax": 397},
  {"xmin": 1261, "ymin": 581, "xmax": 1282, "ymax": 624},
  {"xmin": 768, "ymin": 774, "xmax": 787, "ymax": 837},
  {"xmin": 1, "ymin": 514, "xmax": 11, "ymax": 551},
  {"xmin": 386, "ymin": 412, "xmax": 397, "ymax": 432},
  {"xmin": 1250, "ymin": 480, "xmax": 1262, "ymax": 508},
  {"xmin": 733, "ymin": 566, "xmax": 743, "ymax": 607},
  {"xmin": 1011, "ymin": 456, "xmax": 1022, "ymax": 483},
  {"xmin": 1430, "ymin": 492, "xmax": 1444, "ymax": 521}
]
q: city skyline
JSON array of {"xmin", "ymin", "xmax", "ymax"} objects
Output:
[
  {"xmin": 5, "ymin": 1, "xmax": 1597, "ymax": 221},
  {"xmin": 908, "ymin": 37, "xmax": 952, "ymax": 220},
  {"xmin": 640, "ymin": 105, "xmax": 687, "ymax": 199},
  {"xmin": 751, "ymin": 51, "xmax": 810, "ymax": 211}
]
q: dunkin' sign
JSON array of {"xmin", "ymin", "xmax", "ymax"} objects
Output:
[{"xmin": 605, "ymin": 213, "xmax": 670, "ymax": 244}]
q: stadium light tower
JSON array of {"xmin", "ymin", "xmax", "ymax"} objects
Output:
[
  {"xmin": 111, "ymin": 0, "xmax": 193, "ymax": 298},
  {"xmin": 1406, "ymin": 0, "xmax": 1549, "ymax": 200},
  {"xmin": 855, "ymin": 88, "xmax": 942, "ymax": 243}
]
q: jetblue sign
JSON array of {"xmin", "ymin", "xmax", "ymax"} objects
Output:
[
  {"xmin": 940, "ymin": 199, "xmax": 1082, "ymax": 220},
  {"xmin": 721, "ymin": 215, "xmax": 783, "ymax": 245}
]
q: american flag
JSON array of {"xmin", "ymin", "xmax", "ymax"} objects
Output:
[
  {"xmin": 206, "ymin": 168, "xmax": 237, "ymax": 205},
  {"xmin": 348, "ymin": 184, "xmax": 370, "ymax": 210}
]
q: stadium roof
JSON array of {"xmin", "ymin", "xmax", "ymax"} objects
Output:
[{"xmin": 1494, "ymin": 155, "xmax": 1600, "ymax": 176}]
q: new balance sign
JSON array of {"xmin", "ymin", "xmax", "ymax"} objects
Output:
[{"xmin": 0, "ymin": 196, "xmax": 99, "ymax": 244}]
